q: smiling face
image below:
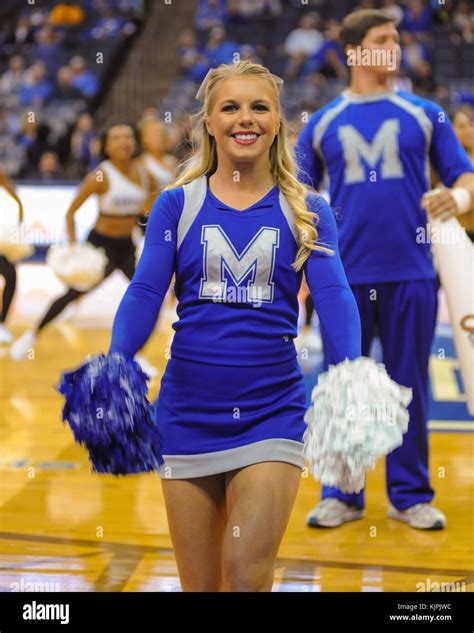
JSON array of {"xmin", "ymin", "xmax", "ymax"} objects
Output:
[
  {"xmin": 104, "ymin": 125, "xmax": 136, "ymax": 161},
  {"xmin": 204, "ymin": 76, "xmax": 280, "ymax": 169}
]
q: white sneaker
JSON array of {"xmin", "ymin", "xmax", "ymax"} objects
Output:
[
  {"xmin": 307, "ymin": 498, "xmax": 364, "ymax": 528},
  {"xmin": 10, "ymin": 330, "xmax": 37, "ymax": 361},
  {"xmin": 0, "ymin": 323, "xmax": 13, "ymax": 344},
  {"xmin": 388, "ymin": 503, "xmax": 446, "ymax": 530},
  {"xmin": 135, "ymin": 354, "xmax": 158, "ymax": 378}
]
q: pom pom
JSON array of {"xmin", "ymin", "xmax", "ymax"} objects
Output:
[
  {"xmin": 46, "ymin": 243, "xmax": 108, "ymax": 291},
  {"xmin": 303, "ymin": 357, "xmax": 413, "ymax": 493},
  {"xmin": 0, "ymin": 224, "xmax": 34, "ymax": 262},
  {"xmin": 57, "ymin": 353, "xmax": 164, "ymax": 475}
]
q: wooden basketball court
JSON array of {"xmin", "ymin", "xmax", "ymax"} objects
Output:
[{"xmin": 1, "ymin": 319, "xmax": 473, "ymax": 593}]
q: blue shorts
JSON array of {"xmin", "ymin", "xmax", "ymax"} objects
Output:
[{"xmin": 152, "ymin": 356, "xmax": 307, "ymax": 479}]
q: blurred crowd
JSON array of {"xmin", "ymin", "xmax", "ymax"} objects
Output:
[
  {"xmin": 0, "ymin": 0, "xmax": 144, "ymax": 180},
  {"xmin": 180, "ymin": 0, "xmax": 473, "ymax": 89},
  {"xmin": 1, "ymin": 0, "xmax": 473, "ymax": 182}
]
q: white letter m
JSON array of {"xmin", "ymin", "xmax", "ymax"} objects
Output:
[
  {"xmin": 338, "ymin": 119, "xmax": 404, "ymax": 184},
  {"xmin": 199, "ymin": 225, "xmax": 280, "ymax": 303}
]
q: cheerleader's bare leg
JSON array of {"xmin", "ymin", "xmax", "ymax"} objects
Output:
[
  {"xmin": 221, "ymin": 461, "xmax": 301, "ymax": 592},
  {"xmin": 161, "ymin": 474, "xmax": 227, "ymax": 592},
  {"xmin": 161, "ymin": 461, "xmax": 301, "ymax": 592}
]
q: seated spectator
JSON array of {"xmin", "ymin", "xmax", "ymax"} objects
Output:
[
  {"xmin": 49, "ymin": 1, "xmax": 85, "ymax": 27},
  {"xmin": 177, "ymin": 29, "xmax": 200, "ymax": 76},
  {"xmin": 284, "ymin": 12, "xmax": 324, "ymax": 80},
  {"xmin": 70, "ymin": 112, "xmax": 97, "ymax": 175},
  {"xmin": 34, "ymin": 26, "xmax": 66, "ymax": 76},
  {"xmin": 115, "ymin": 0, "xmax": 145, "ymax": 19},
  {"xmin": 5, "ymin": 15, "xmax": 35, "ymax": 52},
  {"xmin": 189, "ymin": 54, "xmax": 212, "ymax": 83},
  {"xmin": 400, "ymin": 0, "xmax": 432, "ymax": 33},
  {"xmin": 300, "ymin": 19, "xmax": 347, "ymax": 81},
  {"xmin": 32, "ymin": 151, "xmax": 63, "ymax": 182},
  {"xmin": 90, "ymin": 4, "xmax": 136, "ymax": 40},
  {"xmin": 18, "ymin": 62, "xmax": 53, "ymax": 107},
  {"xmin": 204, "ymin": 27, "xmax": 240, "ymax": 67},
  {"xmin": 453, "ymin": 0, "xmax": 474, "ymax": 43},
  {"xmin": 69, "ymin": 56, "xmax": 99, "ymax": 98},
  {"xmin": 196, "ymin": 0, "xmax": 226, "ymax": 43},
  {"xmin": 226, "ymin": 0, "xmax": 281, "ymax": 21},
  {"xmin": 16, "ymin": 114, "xmax": 39, "ymax": 151},
  {"xmin": 16, "ymin": 120, "xmax": 55, "ymax": 177},
  {"xmin": 400, "ymin": 31, "xmax": 430, "ymax": 74},
  {"xmin": 0, "ymin": 55, "xmax": 26, "ymax": 94},
  {"xmin": 52, "ymin": 66, "xmax": 84, "ymax": 100},
  {"xmin": 24, "ymin": 5, "xmax": 50, "ymax": 30}
]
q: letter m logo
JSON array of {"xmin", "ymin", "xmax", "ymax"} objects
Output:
[
  {"xmin": 199, "ymin": 225, "xmax": 280, "ymax": 304},
  {"xmin": 338, "ymin": 119, "xmax": 404, "ymax": 184}
]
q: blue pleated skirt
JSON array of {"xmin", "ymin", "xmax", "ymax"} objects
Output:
[{"xmin": 152, "ymin": 356, "xmax": 307, "ymax": 479}]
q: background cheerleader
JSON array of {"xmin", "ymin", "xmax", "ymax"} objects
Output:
[
  {"xmin": 0, "ymin": 170, "xmax": 24, "ymax": 344},
  {"xmin": 10, "ymin": 123, "xmax": 158, "ymax": 361},
  {"xmin": 138, "ymin": 117, "xmax": 177, "ymax": 192}
]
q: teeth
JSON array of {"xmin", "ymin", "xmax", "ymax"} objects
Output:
[{"xmin": 234, "ymin": 134, "xmax": 257, "ymax": 140}]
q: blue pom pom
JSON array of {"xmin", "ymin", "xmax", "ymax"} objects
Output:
[{"xmin": 57, "ymin": 353, "xmax": 164, "ymax": 475}]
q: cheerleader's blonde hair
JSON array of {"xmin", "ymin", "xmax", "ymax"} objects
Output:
[{"xmin": 165, "ymin": 61, "xmax": 332, "ymax": 270}]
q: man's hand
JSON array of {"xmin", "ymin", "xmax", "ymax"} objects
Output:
[{"xmin": 421, "ymin": 188, "xmax": 459, "ymax": 222}]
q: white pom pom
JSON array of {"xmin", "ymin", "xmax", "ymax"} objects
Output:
[
  {"xmin": 0, "ymin": 224, "xmax": 34, "ymax": 262},
  {"xmin": 46, "ymin": 243, "xmax": 108, "ymax": 291},
  {"xmin": 303, "ymin": 357, "xmax": 413, "ymax": 493}
]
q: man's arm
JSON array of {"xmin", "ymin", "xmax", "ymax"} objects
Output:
[{"xmin": 423, "ymin": 104, "xmax": 474, "ymax": 222}]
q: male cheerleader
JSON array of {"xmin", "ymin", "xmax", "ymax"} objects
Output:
[{"xmin": 295, "ymin": 9, "xmax": 474, "ymax": 530}]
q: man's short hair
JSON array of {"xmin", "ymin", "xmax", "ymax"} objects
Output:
[{"xmin": 341, "ymin": 9, "xmax": 396, "ymax": 54}]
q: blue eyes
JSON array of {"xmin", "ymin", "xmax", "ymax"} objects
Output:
[{"xmin": 222, "ymin": 104, "xmax": 269, "ymax": 112}]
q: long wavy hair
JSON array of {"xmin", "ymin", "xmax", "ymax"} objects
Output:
[{"xmin": 165, "ymin": 61, "xmax": 332, "ymax": 271}]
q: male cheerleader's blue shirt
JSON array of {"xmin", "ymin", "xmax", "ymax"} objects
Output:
[
  {"xmin": 110, "ymin": 176, "xmax": 361, "ymax": 366},
  {"xmin": 295, "ymin": 89, "xmax": 474, "ymax": 285}
]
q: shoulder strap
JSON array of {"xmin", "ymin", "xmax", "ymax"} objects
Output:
[
  {"xmin": 177, "ymin": 176, "xmax": 207, "ymax": 249},
  {"xmin": 279, "ymin": 192, "xmax": 298, "ymax": 243}
]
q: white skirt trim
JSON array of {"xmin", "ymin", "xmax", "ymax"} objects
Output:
[{"xmin": 158, "ymin": 438, "xmax": 304, "ymax": 479}]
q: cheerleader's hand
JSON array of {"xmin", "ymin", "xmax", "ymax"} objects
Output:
[
  {"xmin": 57, "ymin": 353, "xmax": 163, "ymax": 475},
  {"xmin": 421, "ymin": 188, "xmax": 458, "ymax": 222}
]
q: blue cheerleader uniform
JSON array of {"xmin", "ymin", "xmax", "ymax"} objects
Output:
[{"xmin": 109, "ymin": 175, "xmax": 361, "ymax": 479}]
